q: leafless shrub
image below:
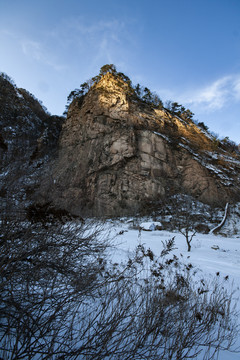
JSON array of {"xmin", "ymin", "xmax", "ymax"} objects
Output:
[
  {"xmin": 0, "ymin": 212, "xmax": 108, "ymax": 359},
  {"xmin": 0, "ymin": 213, "xmax": 238, "ymax": 359}
]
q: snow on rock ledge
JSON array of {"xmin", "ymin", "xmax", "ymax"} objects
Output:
[{"xmin": 140, "ymin": 222, "xmax": 163, "ymax": 231}]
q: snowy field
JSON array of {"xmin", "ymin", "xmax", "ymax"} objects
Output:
[
  {"xmin": 108, "ymin": 219, "xmax": 240, "ymax": 360},
  {"xmin": 2, "ymin": 212, "xmax": 240, "ymax": 359}
]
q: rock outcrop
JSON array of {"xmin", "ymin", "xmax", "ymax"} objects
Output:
[
  {"xmin": 0, "ymin": 73, "xmax": 64, "ymax": 212},
  {"xmin": 38, "ymin": 73, "xmax": 240, "ymax": 216}
]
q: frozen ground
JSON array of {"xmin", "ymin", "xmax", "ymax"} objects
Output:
[{"xmin": 108, "ymin": 219, "xmax": 240, "ymax": 360}]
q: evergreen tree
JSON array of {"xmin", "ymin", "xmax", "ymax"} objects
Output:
[
  {"xmin": 99, "ymin": 64, "xmax": 117, "ymax": 76},
  {"xmin": 142, "ymin": 87, "xmax": 153, "ymax": 103}
]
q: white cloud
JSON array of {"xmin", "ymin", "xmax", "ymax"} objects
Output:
[{"xmin": 180, "ymin": 75, "xmax": 240, "ymax": 111}]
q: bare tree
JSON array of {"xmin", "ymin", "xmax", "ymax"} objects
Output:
[
  {"xmin": 178, "ymin": 212, "xmax": 196, "ymax": 252},
  {"xmin": 162, "ymin": 195, "xmax": 201, "ymax": 251}
]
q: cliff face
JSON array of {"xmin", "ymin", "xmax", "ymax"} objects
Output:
[
  {"xmin": 0, "ymin": 74, "xmax": 64, "ymax": 212},
  {"xmin": 39, "ymin": 73, "xmax": 240, "ymax": 216}
]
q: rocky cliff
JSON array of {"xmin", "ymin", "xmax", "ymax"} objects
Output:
[
  {"xmin": 38, "ymin": 72, "xmax": 240, "ymax": 216},
  {"xmin": 0, "ymin": 73, "xmax": 64, "ymax": 213}
]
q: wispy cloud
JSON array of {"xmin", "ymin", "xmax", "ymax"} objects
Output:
[
  {"xmin": 20, "ymin": 39, "xmax": 67, "ymax": 71},
  {"xmin": 233, "ymin": 77, "xmax": 240, "ymax": 100},
  {"xmin": 21, "ymin": 40, "xmax": 43, "ymax": 60},
  {"xmin": 1, "ymin": 29, "xmax": 67, "ymax": 71},
  {"xmin": 180, "ymin": 75, "xmax": 240, "ymax": 111},
  {"xmin": 1, "ymin": 16, "xmax": 135, "ymax": 77},
  {"xmin": 53, "ymin": 17, "xmax": 134, "ymax": 70}
]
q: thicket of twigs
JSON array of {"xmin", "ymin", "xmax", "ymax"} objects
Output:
[{"xmin": 0, "ymin": 211, "xmax": 239, "ymax": 359}]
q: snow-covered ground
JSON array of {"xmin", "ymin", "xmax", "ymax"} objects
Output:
[{"xmin": 108, "ymin": 219, "xmax": 240, "ymax": 360}]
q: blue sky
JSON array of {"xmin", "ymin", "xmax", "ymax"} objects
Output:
[{"xmin": 1, "ymin": 0, "xmax": 240, "ymax": 143}]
